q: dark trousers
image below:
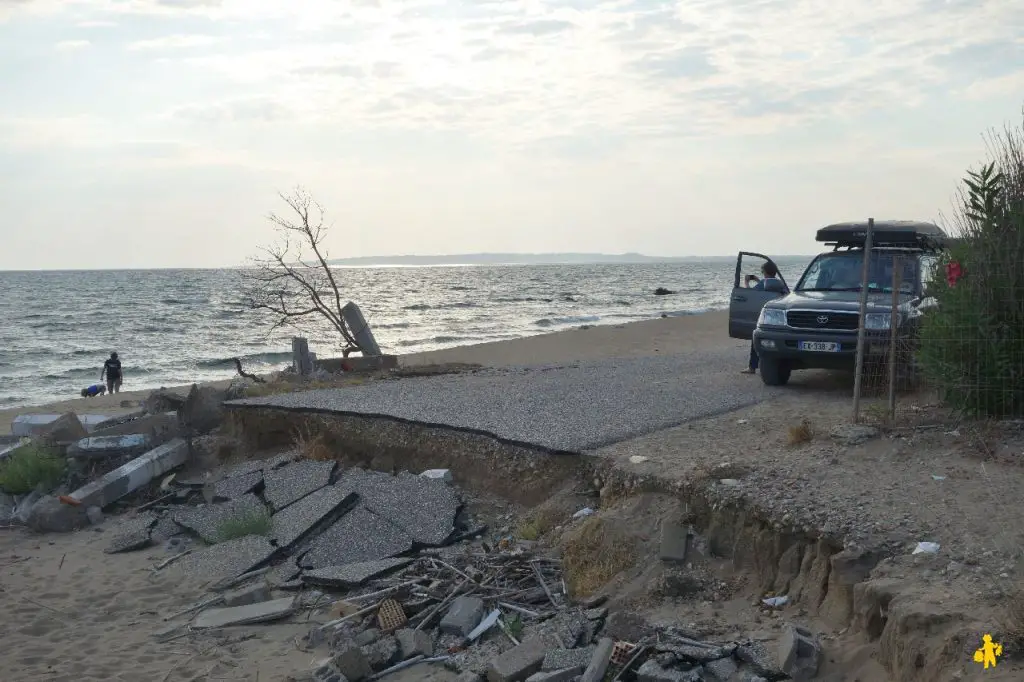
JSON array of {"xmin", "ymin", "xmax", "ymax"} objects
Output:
[{"xmin": 748, "ymin": 341, "xmax": 759, "ymax": 371}]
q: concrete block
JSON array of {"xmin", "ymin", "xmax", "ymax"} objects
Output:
[
  {"xmin": 778, "ymin": 624, "xmax": 821, "ymax": 681},
  {"xmin": 361, "ymin": 635, "xmax": 399, "ymax": 671},
  {"xmin": 331, "ymin": 643, "xmax": 373, "ymax": 681},
  {"xmin": 542, "ymin": 647, "xmax": 594, "ymax": 671},
  {"xmin": 26, "ymin": 495, "xmax": 90, "ymax": 533},
  {"xmin": 525, "ymin": 667, "xmax": 583, "ymax": 682},
  {"xmin": 90, "ymin": 411, "xmax": 180, "ymax": 444},
  {"xmin": 440, "ymin": 595, "xmax": 485, "ymax": 637},
  {"xmin": 11, "ymin": 413, "xmax": 107, "ymax": 437},
  {"xmin": 192, "ymin": 596, "xmax": 295, "ymax": 628},
  {"xmin": 68, "ymin": 438, "xmax": 189, "ymax": 508},
  {"xmin": 659, "ymin": 519, "xmax": 689, "ymax": 562},
  {"xmin": 486, "ymin": 638, "xmax": 547, "ymax": 682},
  {"xmin": 68, "ymin": 434, "xmax": 153, "ymax": 460},
  {"xmin": 395, "ymin": 628, "xmax": 433, "ymax": 659},
  {"xmin": 420, "ymin": 469, "xmax": 453, "ymax": 484},
  {"xmin": 580, "ymin": 637, "xmax": 614, "ymax": 682},
  {"xmin": 223, "ymin": 582, "xmax": 272, "ymax": 607}
]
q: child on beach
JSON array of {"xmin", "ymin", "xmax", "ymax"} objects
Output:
[
  {"xmin": 101, "ymin": 352, "xmax": 123, "ymax": 394},
  {"xmin": 80, "ymin": 384, "xmax": 107, "ymax": 398}
]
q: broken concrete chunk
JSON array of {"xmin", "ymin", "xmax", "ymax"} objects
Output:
[
  {"xmin": 331, "ymin": 643, "xmax": 373, "ymax": 681},
  {"xmin": 487, "ymin": 638, "xmax": 547, "ymax": 682},
  {"xmin": 420, "ymin": 469, "xmax": 453, "ymax": 484},
  {"xmin": 173, "ymin": 493, "xmax": 267, "ymax": 544},
  {"xmin": 440, "ymin": 595, "xmax": 485, "ymax": 637},
  {"xmin": 335, "ymin": 469, "xmax": 460, "ymax": 546},
  {"xmin": 829, "ymin": 423, "xmax": 879, "ymax": 446},
  {"xmin": 301, "ymin": 503, "xmax": 413, "ymax": 569},
  {"xmin": 396, "ymin": 628, "xmax": 433, "ymax": 659},
  {"xmin": 636, "ymin": 660, "xmax": 702, "ymax": 682},
  {"xmin": 271, "ymin": 487, "xmax": 357, "ymax": 551},
  {"xmin": 150, "ymin": 514, "xmax": 183, "ymax": 542},
  {"xmin": 525, "ymin": 668, "xmax": 582, "ymax": 682},
  {"xmin": 361, "ymin": 634, "xmax": 400, "ymax": 671},
  {"xmin": 192, "ymin": 596, "xmax": 295, "ymax": 629},
  {"xmin": 176, "ymin": 535, "xmax": 276, "ymax": 582},
  {"xmin": 672, "ymin": 644, "xmax": 726, "ymax": 663},
  {"xmin": 21, "ymin": 412, "xmax": 89, "ymax": 442},
  {"xmin": 302, "ymin": 558, "xmax": 414, "ymax": 589},
  {"xmin": 778, "ymin": 624, "xmax": 821, "ymax": 681},
  {"xmin": 703, "ymin": 657, "xmax": 738, "ymax": 681},
  {"xmin": 736, "ymin": 641, "xmax": 784, "ymax": 678},
  {"xmin": 69, "ymin": 434, "xmax": 153, "ymax": 460},
  {"xmin": 178, "ymin": 383, "xmax": 226, "ymax": 436},
  {"xmin": 263, "ymin": 459, "xmax": 336, "ymax": 511},
  {"xmin": 26, "ymin": 495, "xmax": 90, "ymax": 533},
  {"xmin": 542, "ymin": 646, "xmax": 594, "ymax": 672},
  {"xmin": 69, "ymin": 438, "xmax": 189, "ymax": 508},
  {"xmin": 584, "ymin": 607, "xmax": 607, "ymax": 621},
  {"xmin": 580, "ymin": 637, "xmax": 614, "ymax": 682},
  {"xmin": 659, "ymin": 519, "xmax": 689, "ymax": 562},
  {"xmin": 223, "ymin": 582, "xmax": 272, "ymax": 607},
  {"xmin": 213, "ymin": 470, "xmax": 263, "ymax": 501}
]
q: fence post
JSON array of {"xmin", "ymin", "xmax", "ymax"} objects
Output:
[
  {"xmin": 852, "ymin": 218, "xmax": 875, "ymax": 423},
  {"xmin": 887, "ymin": 256, "xmax": 902, "ymax": 422}
]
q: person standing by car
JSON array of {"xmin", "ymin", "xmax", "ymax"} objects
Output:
[
  {"xmin": 101, "ymin": 351, "xmax": 123, "ymax": 394},
  {"xmin": 741, "ymin": 263, "xmax": 782, "ymax": 374}
]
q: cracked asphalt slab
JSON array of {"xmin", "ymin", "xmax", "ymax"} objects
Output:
[{"xmin": 226, "ymin": 351, "xmax": 780, "ymax": 453}]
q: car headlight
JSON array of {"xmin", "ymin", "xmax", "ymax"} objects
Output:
[
  {"xmin": 864, "ymin": 312, "xmax": 900, "ymax": 330},
  {"xmin": 758, "ymin": 307, "xmax": 786, "ymax": 327}
]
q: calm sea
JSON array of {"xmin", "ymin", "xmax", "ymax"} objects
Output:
[{"xmin": 0, "ymin": 258, "xmax": 812, "ymax": 408}]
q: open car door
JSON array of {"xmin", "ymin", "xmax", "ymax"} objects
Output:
[{"xmin": 728, "ymin": 252, "xmax": 789, "ymax": 339}]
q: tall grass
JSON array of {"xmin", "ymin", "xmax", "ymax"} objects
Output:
[
  {"xmin": 0, "ymin": 443, "xmax": 66, "ymax": 495},
  {"xmin": 917, "ymin": 110, "xmax": 1024, "ymax": 417}
]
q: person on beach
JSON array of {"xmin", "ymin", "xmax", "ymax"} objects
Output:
[
  {"xmin": 741, "ymin": 262, "xmax": 783, "ymax": 375},
  {"xmin": 101, "ymin": 352, "xmax": 123, "ymax": 394},
  {"xmin": 80, "ymin": 384, "xmax": 106, "ymax": 398}
]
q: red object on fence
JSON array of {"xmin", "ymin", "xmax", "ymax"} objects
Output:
[{"xmin": 946, "ymin": 261, "xmax": 964, "ymax": 287}]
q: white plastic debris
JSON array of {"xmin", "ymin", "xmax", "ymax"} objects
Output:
[
  {"xmin": 913, "ymin": 542, "xmax": 940, "ymax": 555},
  {"xmin": 737, "ymin": 419, "xmax": 749, "ymax": 425},
  {"xmin": 761, "ymin": 595, "xmax": 789, "ymax": 608},
  {"xmin": 420, "ymin": 469, "xmax": 453, "ymax": 484},
  {"xmin": 573, "ymin": 507, "xmax": 595, "ymax": 520},
  {"xmin": 931, "ymin": 475, "xmax": 947, "ymax": 481},
  {"xmin": 467, "ymin": 608, "xmax": 501, "ymax": 642},
  {"xmin": 629, "ymin": 455, "xmax": 649, "ymax": 464}
]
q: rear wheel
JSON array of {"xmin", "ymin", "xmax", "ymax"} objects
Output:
[{"xmin": 760, "ymin": 357, "xmax": 791, "ymax": 386}]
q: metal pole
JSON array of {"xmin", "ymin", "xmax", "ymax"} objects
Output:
[
  {"xmin": 887, "ymin": 257, "xmax": 901, "ymax": 422},
  {"xmin": 852, "ymin": 218, "xmax": 875, "ymax": 423}
]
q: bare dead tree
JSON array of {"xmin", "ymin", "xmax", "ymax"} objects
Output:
[{"xmin": 241, "ymin": 187, "xmax": 360, "ymax": 353}]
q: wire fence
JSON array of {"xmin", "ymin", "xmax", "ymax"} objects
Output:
[{"xmin": 852, "ymin": 230, "xmax": 1024, "ymax": 427}]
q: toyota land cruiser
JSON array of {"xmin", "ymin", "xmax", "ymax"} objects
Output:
[{"xmin": 728, "ymin": 220, "xmax": 947, "ymax": 386}]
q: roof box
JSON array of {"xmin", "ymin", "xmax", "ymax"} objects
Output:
[{"xmin": 816, "ymin": 220, "xmax": 947, "ymax": 248}]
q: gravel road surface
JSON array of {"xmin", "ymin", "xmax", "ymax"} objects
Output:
[{"xmin": 228, "ymin": 351, "xmax": 780, "ymax": 453}]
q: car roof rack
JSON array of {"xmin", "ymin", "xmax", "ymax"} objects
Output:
[{"xmin": 816, "ymin": 220, "xmax": 947, "ymax": 250}]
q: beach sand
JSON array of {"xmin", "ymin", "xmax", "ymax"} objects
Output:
[{"xmin": 0, "ymin": 311, "xmax": 739, "ymax": 681}]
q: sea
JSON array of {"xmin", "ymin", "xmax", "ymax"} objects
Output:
[{"xmin": 0, "ymin": 258, "xmax": 813, "ymax": 409}]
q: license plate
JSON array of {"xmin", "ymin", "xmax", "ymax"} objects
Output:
[{"xmin": 799, "ymin": 341, "xmax": 840, "ymax": 352}]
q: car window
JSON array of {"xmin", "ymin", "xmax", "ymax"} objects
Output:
[{"xmin": 797, "ymin": 251, "xmax": 918, "ymax": 293}]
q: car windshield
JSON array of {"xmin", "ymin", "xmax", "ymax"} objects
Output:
[{"xmin": 796, "ymin": 251, "xmax": 919, "ymax": 294}]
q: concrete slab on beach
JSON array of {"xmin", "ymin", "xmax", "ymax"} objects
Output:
[{"xmin": 226, "ymin": 350, "xmax": 779, "ymax": 453}]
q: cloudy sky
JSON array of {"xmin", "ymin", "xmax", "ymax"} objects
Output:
[{"xmin": 1, "ymin": 0, "xmax": 1022, "ymax": 269}]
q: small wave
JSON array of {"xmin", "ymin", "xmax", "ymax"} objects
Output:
[
  {"xmin": 534, "ymin": 315, "xmax": 601, "ymax": 327},
  {"xmin": 402, "ymin": 302, "xmax": 478, "ymax": 311},
  {"xmin": 660, "ymin": 307, "xmax": 714, "ymax": 318},
  {"xmin": 139, "ymin": 325, "xmax": 178, "ymax": 333},
  {"xmin": 448, "ymin": 285, "xmax": 472, "ymax": 291},
  {"xmin": 375, "ymin": 321, "xmax": 411, "ymax": 329},
  {"xmin": 493, "ymin": 296, "xmax": 555, "ymax": 303},
  {"xmin": 161, "ymin": 297, "xmax": 210, "ymax": 305},
  {"xmin": 195, "ymin": 351, "xmax": 293, "ymax": 369},
  {"xmin": 394, "ymin": 335, "xmax": 476, "ymax": 347}
]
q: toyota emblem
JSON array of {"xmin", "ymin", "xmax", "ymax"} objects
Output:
[{"xmin": 816, "ymin": 315, "xmax": 829, "ymax": 325}]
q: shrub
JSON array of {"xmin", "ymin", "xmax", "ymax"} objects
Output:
[
  {"xmin": 214, "ymin": 507, "xmax": 272, "ymax": 543},
  {"xmin": 0, "ymin": 443, "xmax": 67, "ymax": 495},
  {"xmin": 917, "ymin": 112, "xmax": 1024, "ymax": 417}
]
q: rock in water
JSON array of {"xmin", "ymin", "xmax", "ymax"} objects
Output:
[{"xmin": 27, "ymin": 495, "xmax": 90, "ymax": 533}]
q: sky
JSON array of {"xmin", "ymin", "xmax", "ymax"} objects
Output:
[{"xmin": 1, "ymin": 0, "xmax": 1022, "ymax": 269}]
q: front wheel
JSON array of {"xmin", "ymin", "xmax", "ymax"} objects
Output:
[{"xmin": 760, "ymin": 357, "xmax": 791, "ymax": 386}]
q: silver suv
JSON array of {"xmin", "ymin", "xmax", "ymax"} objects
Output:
[{"xmin": 728, "ymin": 221, "xmax": 946, "ymax": 386}]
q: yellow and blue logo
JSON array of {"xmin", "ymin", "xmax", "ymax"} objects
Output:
[{"xmin": 973, "ymin": 634, "xmax": 1002, "ymax": 669}]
